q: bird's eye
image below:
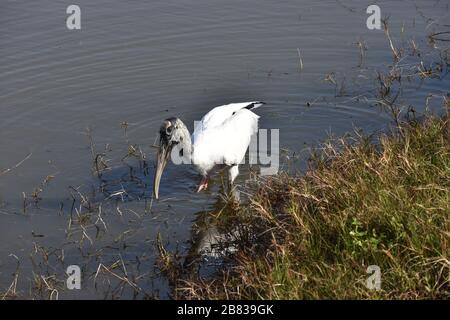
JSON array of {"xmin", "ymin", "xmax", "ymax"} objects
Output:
[{"xmin": 166, "ymin": 126, "xmax": 173, "ymax": 135}]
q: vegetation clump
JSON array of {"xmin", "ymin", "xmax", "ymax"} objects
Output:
[{"xmin": 178, "ymin": 116, "xmax": 450, "ymax": 299}]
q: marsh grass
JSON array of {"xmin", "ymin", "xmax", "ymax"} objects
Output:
[{"xmin": 177, "ymin": 116, "xmax": 450, "ymax": 299}]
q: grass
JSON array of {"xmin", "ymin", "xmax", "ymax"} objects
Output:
[{"xmin": 176, "ymin": 115, "xmax": 450, "ymax": 299}]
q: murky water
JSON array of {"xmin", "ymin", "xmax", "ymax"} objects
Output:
[{"xmin": 0, "ymin": 0, "xmax": 449, "ymax": 298}]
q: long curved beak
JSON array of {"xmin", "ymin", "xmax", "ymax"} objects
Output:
[{"xmin": 153, "ymin": 142, "xmax": 171, "ymax": 199}]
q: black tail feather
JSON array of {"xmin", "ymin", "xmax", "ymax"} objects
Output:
[{"xmin": 245, "ymin": 101, "xmax": 266, "ymax": 110}]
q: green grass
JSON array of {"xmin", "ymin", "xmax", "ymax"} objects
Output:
[{"xmin": 178, "ymin": 116, "xmax": 450, "ymax": 299}]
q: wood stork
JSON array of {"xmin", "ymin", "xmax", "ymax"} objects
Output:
[{"xmin": 153, "ymin": 101, "xmax": 264, "ymax": 199}]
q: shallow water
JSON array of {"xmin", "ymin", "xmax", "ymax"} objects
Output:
[{"xmin": 0, "ymin": 0, "xmax": 449, "ymax": 298}]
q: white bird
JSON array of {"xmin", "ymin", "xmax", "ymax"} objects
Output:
[{"xmin": 153, "ymin": 101, "xmax": 264, "ymax": 199}]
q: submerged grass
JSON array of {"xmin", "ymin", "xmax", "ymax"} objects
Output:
[{"xmin": 178, "ymin": 116, "xmax": 450, "ymax": 299}]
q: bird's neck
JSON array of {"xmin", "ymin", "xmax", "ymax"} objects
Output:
[{"xmin": 178, "ymin": 120, "xmax": 193, "ymax": 155}]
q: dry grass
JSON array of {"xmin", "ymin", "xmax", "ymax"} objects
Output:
[{"xmin": 177, "ymin": 116, "xmax": 450, "ymax": 299}]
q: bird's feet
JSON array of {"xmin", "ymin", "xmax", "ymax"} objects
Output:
[
  {"xmin": 224, "ymin": 184, "xmax": 240, "ymax": 207},
  {"xmin": 196, "ymin": 176, "xmax": 209, "ymax": 192},
  {"xmin": 229, "ymin": 188, "xmax": 240, "ymax": 205}
]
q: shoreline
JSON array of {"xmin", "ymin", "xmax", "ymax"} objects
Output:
[{"xmin": 171, "ymin": 114, "xmax": 450, "ymax": 299}]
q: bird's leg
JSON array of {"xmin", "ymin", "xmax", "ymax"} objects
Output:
[
  {"xmin": 228, "ymin": 165, "xmax": 239, "ymax": 186},
  {"xmin": 227, "ymin": 165, "xmax": 239, "ymax": 191},
  {"xmin": 196, "ymin": 175, "xmax": 209, "ymax": 192},
  {"xmin": 226, "ymin": 165, "xmax": 240, "ymax": 204}
]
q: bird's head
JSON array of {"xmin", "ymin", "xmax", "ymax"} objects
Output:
[{"xmin": 153, "ymin": 117, "xmax": 191, "ymax": 199}]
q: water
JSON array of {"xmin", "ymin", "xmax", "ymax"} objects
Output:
[{"xmin": 0, "ymin": 0, "xmax": 449, "ymax": 298}]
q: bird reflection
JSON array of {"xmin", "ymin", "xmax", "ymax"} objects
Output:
[{"xmin": 182, "ymin": 181, "xmax": 249, "ymax": 278}]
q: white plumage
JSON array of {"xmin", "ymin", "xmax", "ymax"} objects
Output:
[{"xmin": 192, "ymin": 102, "xmax": 261, "ymax": 177}]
